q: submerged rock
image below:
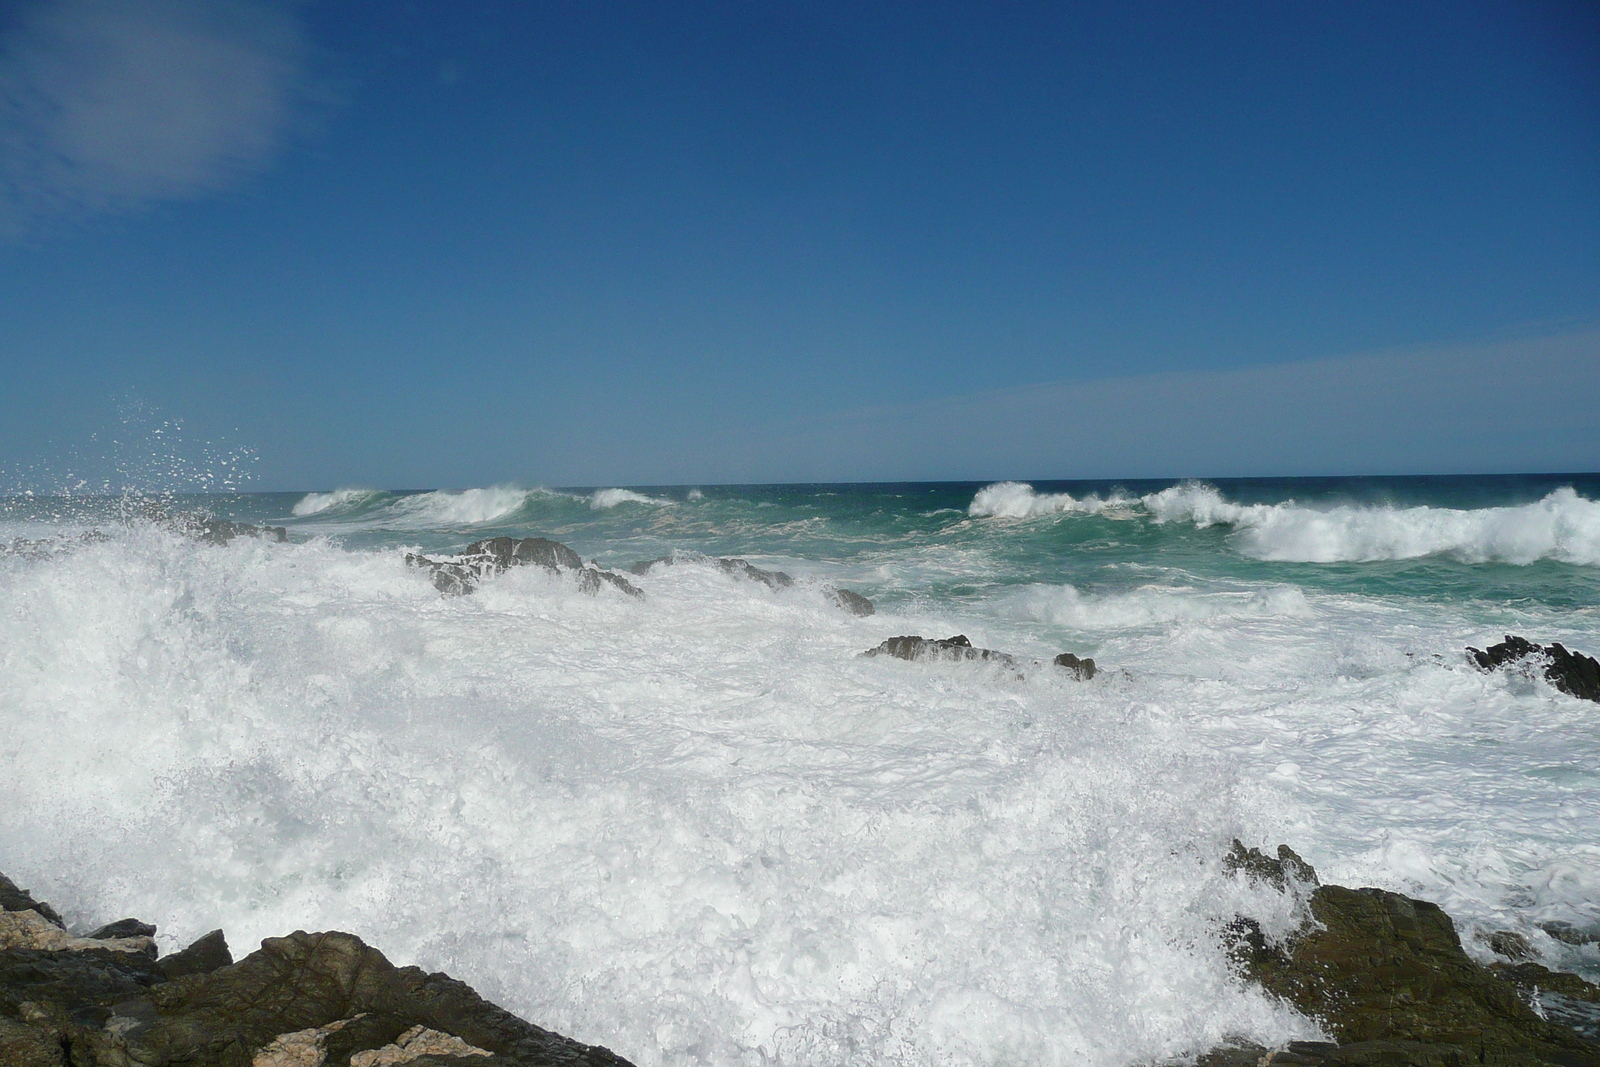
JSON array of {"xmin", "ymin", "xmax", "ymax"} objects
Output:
[
  {"xmin": 863, "ymin": 634, "xmax": 1017, "ymax": 665},
  {"xmin": 628, "ymin": 554, "xmax": 877, "ymax": 614},
  {"xmin": 0, "ymin": 872, "xmax": 636, "ymax": 1067},
  {"xmin": 407, "ymin": 536, "xmax": 642, "ymax": 599},
  {"xmin": 1469, "ymin": 634, "xmax": 1600, "ymax": 703},
  {"xmin": 864, "ymin": 635, "xmax": 1099, "ymax": 679},
  {"xmin": 1220, "ymin": 841, "xmax": 1600, "ymax": 1065}
]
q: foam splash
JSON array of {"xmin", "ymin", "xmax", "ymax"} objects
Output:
[
  {"xmin": 590, "ymin": 488, "xmax": 674, "ymax": 510},
  {"xmin": 1006, "ymin": 582, "xmax": 1313, "ymax": 630},
  {"xmin": 967, "ymin": 482, "xmax": 1131, "ymax": 519},
  {"xmin": 0, "ymin": 530, "xmax": 1317, "ymax": 1066},
  {"xmin": 291, "ymin": 488, "xmax": 384, "ymax": 517},
  {"xmin": 1144, "ymin": 483, "xmax": 1600, "ymax": 565}
]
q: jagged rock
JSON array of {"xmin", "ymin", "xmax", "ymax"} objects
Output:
[
  {"xmin": 0, "ymin": 873, "xmax": 64, "ymax": 928},
  {"xmin": 827, "ymin": 588, "xmax": 876, "ymax": 616},
  {"xmin": 159, "ymin": 929, "xmax": 232, "ymax": 980},
  {"xmin": 0, "ymin": 910, "xmax": 156, "ymax": 956},
  {"xmin": 0, "ymin": 868, "xmax": 637, "ymax": 1067},
  {"xmin": 862, "ymin": 634, "xmax": 1018, "ymax": 665},
  {"xmin": 407, "ymin": 536, "xmax": 641, "ymax": 599},
  {"xmin": 89, "ymin": 919, "xmax": 157, "ymax": 941},
  {"xmin": 1469, "ymin": 635, "xmax": 1600, "ymax": 703},
  {"xmin": 1225, "ymin": 843, "xmax": 1600, "ymax": 1065},
  {"xmin": 1051, "ymin": 652, "xmax": 1096, "ymax": 680}
]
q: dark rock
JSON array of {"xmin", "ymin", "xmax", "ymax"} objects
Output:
[
  {"xmin": 88, "ymin": 919, "xmax": 156, "ymax": 941},
  {"xmin": 1226, "ymin": 845, "xmax": 1600, "ymax": 1064},
  {"xmin": 828, "ymin": 588, "xmax": 876, "ymax": 616},
  {"xmin": 1051, "ymin": 652, "xmax": 1097, "ymax": 680},
  {"xmin": 0, "ymin": 872, "xmax": 64, "ymax": 928},
  {"xmin": 1469, "ymin": 635, "xmax": 1600, "ymax": 703},
  {"xmin": 862, "ymin": 634, "xmax": 1018, "ymax": 666},
  {"xmin": 408, "ymin": 536, "xmax": 641, "ymax": 598},
  {"xmin": 0, "ymin": 870, "xmax": 638, "ymax": 1066},
  {"xmin": 158, "ymin": 929, "xmax": 232, "ymax": 980}
]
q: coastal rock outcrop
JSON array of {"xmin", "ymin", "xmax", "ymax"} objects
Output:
[
  {"xmin": 1213, "ymin": 840, "xmax": 1600, "ymax": 1065},
  {"xmin": 1469, "ymin": 634, "xmax": 1600, "ymax": 703},
  {"xmin": 863, "ymin": 635, "xmax": 1096, "ymax": 678},
  {"xmin": 407, "ymin": 536, "xmax": 642, "ymax": 598},
  {"xmin": 0, "ymin": 870, "xmax": 636, "ymax": 1067}
]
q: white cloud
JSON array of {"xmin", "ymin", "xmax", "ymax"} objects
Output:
[{"xmin": 0, "ymin": 0, "xmax": 310, "ymax": 229}]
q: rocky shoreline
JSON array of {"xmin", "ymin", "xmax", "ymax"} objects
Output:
[{"xmin": 7, "ymin": 848, "xmax": 1598, "ymax": 1067}]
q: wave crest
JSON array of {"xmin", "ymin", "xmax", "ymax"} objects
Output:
[
  {"xmin": 390, "ymin": 487, "xmax": 538, "ymax": 526},
  {"xmin": 590, "ymin": 488, "xmax": 674, "ymax": 510},
  {"xmin": 291, "ymin": 489, "xmax": 384, "ymax": 517},
  {"xmin": 967, "ymin": 481, "xmax": 1131, "ymax": 519},
  {"xmin": 1145, "ymin": 484, "xmax": 1600, "ymax": 566}
]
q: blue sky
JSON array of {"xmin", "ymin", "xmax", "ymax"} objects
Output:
[{"xmin": 1, "ymin": 0, "xmax": 1597, "ymax": 489}]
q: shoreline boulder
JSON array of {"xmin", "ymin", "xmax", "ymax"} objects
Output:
[{"xmin": 408, "ymin": 536, "xmax": 642, "ymax": 598}]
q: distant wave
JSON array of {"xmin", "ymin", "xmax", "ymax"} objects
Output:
[
  {"xmin": 590, "ymin": 488, "xmax": 674, "ymax": 510},
  {"xmin": 291, "ymin": 488, "xmax": 385, "ymax": 517},
  {"xmin": 967, "ymin": 480, "xmax": 1600, "ymax": 565},
  {"xmin": 967, "ymin": 481, "xmax": 1133, "ymax": 519},
  {"xmin": 1144, "ymin": 483, "xmax": 1600, "ymax": 565},
  {"xmin": 389, "ymin": 486, "xmax": 547, "ymax": 526}
]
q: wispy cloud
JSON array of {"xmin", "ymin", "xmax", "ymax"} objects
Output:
[{"xmin": 0, "ymin": 0, "xmax": 312, "ymax": 231}]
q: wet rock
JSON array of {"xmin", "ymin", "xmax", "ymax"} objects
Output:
[
  {"xmin": 1051, "ymin": 652, "xmax": 1096, "ymax": 680},
  {"xmin": 1223, "ymin": 839, "xmax": 1319, "ymax": 892},
  {"xmin": 159, "ymin": 929, "xmax": 232, "ymax": 980},
  {"xmin": 1487, "ymin": 929, "xmax": 1535, "ymax": 960},
  {"xmin": 0, "ymin": 873, "xmax": 64, "ymax": 928},
  {"xmin": 1226, "ymin": 844, "xmax": 1600, "ymax": 1064},
  {"xmin": 350, "ymin": 1023, "xmax": 491, "ymax": 1065},
  {"xmin": 862, "ymin": 634, "xmax": 1018, "ymax": 665},
  {"xmin": 1469, "ymin": 635, "xmax": 1600, "ymax": 703},
  {"xmin": 407, "ymin": 536, "xmax": 641, "ymax": 599},
  {"xmin": 89, "ymin": 919, "xmax": 157, "ymax": 941},
  {"xmin": 827, "ymin": 588, "xmax": 876, "ymax": 616},
  {"xmin": 1543, "ymin": 921, "xmax": 1600, "ymax": 947}
]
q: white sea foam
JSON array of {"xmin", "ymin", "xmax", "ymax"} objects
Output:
[
  {"xmin": 291, "ymin": 488, "xmax": 384, "ymax": 517},
  {"xmin": 1143, "ymin": 483, "xmax": 1600, "ymax": 565},
  {"xmin": 590, "ymin": 488, "xmax": 674, "ymax": 510},
  {"xmin": 967, "ymin": 482, "xmax": 1132, "ymax": 519},
  {"xmin": 1006, "ymin": 582, "xmax": 1313, "ymax": 630}
]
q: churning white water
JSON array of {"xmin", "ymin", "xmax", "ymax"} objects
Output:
[{"xmin": 2, "ymin": 478, "xmax": 1597, "ymax": 1065}]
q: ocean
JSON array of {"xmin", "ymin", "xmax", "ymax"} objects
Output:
[{"xmin": 3, "ymin": 474, "xmax": 1598, "ymax": 1065}]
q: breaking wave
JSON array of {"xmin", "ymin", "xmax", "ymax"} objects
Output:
[
  {"xmin": 291, "ymin": 488, "xmax": 385, "ymax": 517},
  {"xmin": 385, "ymin": 486, "xmax": 548, "ymax": 527},
  {"xmin": 590, "ymin": 488, "xmax": 674, "ymax": 510},
  {"xmin": 1007, "ymin": 583, "xmax": 1313, "ymax": 630},
  {"xmin": 966, "ymin": 481, "xmax": 1600, "ymax": 566},
  {"xmin": 967, "ymin": 482, "xmax": 1133, "ymax": 519},
  {"xmin": 1144, "ymin": 484, "xmax": 1600, "ymax": 566}
]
